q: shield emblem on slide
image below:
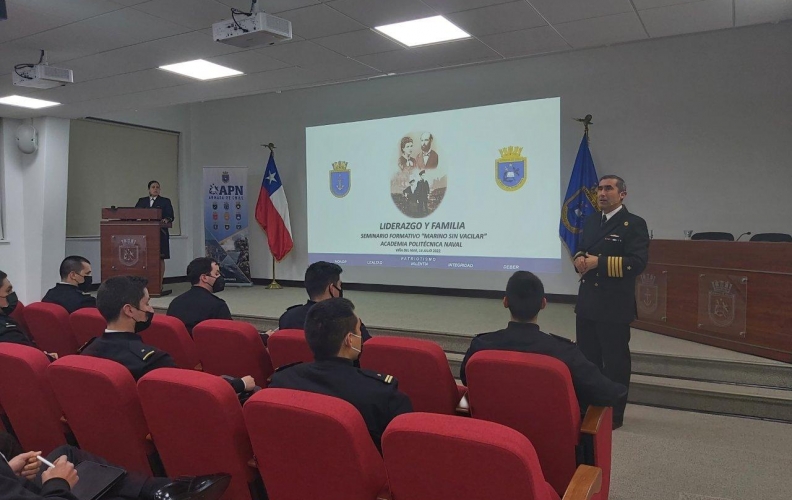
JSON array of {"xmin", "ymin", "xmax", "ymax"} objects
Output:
[
  {"xmin": 495, "ymin": 146, "xmax": 527, "ymax": 192},
  {"xmin": 330, "ymin": 161, "xmax": 351, "ymax": 198}
]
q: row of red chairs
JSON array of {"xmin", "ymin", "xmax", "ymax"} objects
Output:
[
  {"xmin": 8, "ymin": 303, "xmax": 613, "ymax": 499},
  {"xmin": 0, "ymin": 344, "xmax": 602, "ymax": 500}
]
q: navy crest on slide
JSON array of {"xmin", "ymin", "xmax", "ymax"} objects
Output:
[
  {"xmin": 330, "ymin": 161, "xmax": 351, "ymax": 198},
  {"xmin": 496, "ymin": 146, "xmax": 527, "ymax": 192}
]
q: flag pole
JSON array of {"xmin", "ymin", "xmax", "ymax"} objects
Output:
[{"xmin": 260, "ymin": 141, "xmax": 283, "ymax": 290}]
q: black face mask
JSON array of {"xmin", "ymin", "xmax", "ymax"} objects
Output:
[
  {"xmin": 134, "ymin": 311, "xmax": 154, "ymax": 333},
  {"xmin": 331, "ymin": 283, "xmax": 343, "ymax": 298},
  {"xmin": 78, "ymin": 275, "xmax": 93, "ymax": 292},
  {"xmin": 211, "ymin": 276, "xmax": 225, "ymax": 293},
  {"xmin": 1, "ymin": 292, "xmax": 18, "ymax": 315}
]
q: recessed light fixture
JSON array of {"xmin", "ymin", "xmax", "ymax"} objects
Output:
[
  {"xmin": 375, "ymin": 16, "xmax": 470, "ymax": 47},
  {"xmin": 0, "ymin": 95, "xmax": 61, "ymax": 109},
  {"xmin": 158, "ymin": 59, "xmax": 243, "ymax": 80}
]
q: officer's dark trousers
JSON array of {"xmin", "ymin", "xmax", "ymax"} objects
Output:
[
  {"xmin": 35, "ymin": 446, "xmax": 170, "ymax": 499},
  {"xmin": 575, "ymin": 317, "xmax": 631, "ymax": 422}
]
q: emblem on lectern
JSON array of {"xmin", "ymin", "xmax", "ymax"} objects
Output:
[
  {"xmin": 708, "ymin": 280, "xmax": 735, "ymax": 327},
  {"xmin": 636, "ymin": 274, "xmax": 658, "ymax": 314},
  {"xmin": 119, "ymin": 238, "xmax": 140, "ymax": 267}
]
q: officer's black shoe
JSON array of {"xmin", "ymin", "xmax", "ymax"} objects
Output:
[{"xmin": 154, "ymin": 474, "xmax": 231, "ymax": 500}]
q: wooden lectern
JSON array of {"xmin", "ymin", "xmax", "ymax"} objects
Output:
[
  {"xmin": 100, "ymin": 207, "xmax": 171, "ymax": 297},
  {"xmin": 633, "ymin": 240, "xmax": 792, "ymax": 362}
]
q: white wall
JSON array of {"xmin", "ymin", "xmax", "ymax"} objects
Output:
[
  {"xmin": 65, "ymin": 105, "xmax": 196, "ymax": 280},
  {"xmin": 0, "ymin": 117, "xmax": 70, "ymax": 303},
  {"xmin": 184, "ymin": 22, "xmax": 791, "ymax": 294}
]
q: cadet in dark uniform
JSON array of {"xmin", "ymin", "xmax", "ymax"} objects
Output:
[
  {"xmin": 460, "ymin": 271, "xmax": 626, "ymax": 412},
  {"xmin": 573, "ymin": 175, "xmax": 649, "ymax": 428},
  {"xmin": 81, "ymin": 276, "xmax": 254, "ymax": 394},
  {"xmin": 279, "ymin": 261, "xmax": 371, "ymax": 341},
  {"xmin": 167, "ymin": 257, "xmax": 231, "ymax": 335},
  {"xmin": 0, "ymin": 271, "xmax": 37, "ymax": 348},
  {"xmin": 42, "ymin": 256, "xmax": 96, "ymax": 314},
  {"xmin": 135, "ymin": 180, "xmax": 175, "ymax": 289},
  {"xmin": 270, "ymin": 298, "xmax": 411, "ymax": 450},
  {"xmin": 0, "ymin": 432, "xmax": 231, "ymax": 500}
]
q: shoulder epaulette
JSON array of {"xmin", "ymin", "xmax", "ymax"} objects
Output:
[
  {"xmin": 275, "ymin": 361, "xmax": 302, "ymax": 372},
  {"xmin": 549, "ymin": 333, "xmax": 575, "ymax": 344},
  {"xmin": 77, "ymin": 337, "xmax": 97, "ymax": 353},
  {"xmin": 142, "ymin": 350, "xmax": 157, "ymax": 361},
  {"xmin": 361, "ymin": 370, "xmax": 395, "ymax": 384}
]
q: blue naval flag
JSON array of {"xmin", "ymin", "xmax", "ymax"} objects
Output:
[{"xmin": 559, "ymin": 134, "xmax": 599, "ymax": 257}]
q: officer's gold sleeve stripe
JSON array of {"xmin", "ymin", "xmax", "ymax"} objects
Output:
[
  {"xmin": 607, "ymin": 257, "xmax": 613, "ymax": 277},
  {"xmin": 619, "ymin": 257, "xmax": 624, "ymax": 278},
  {"xmin": 143, "ymin": 351, "xmax": 155, "ymax": 360}
]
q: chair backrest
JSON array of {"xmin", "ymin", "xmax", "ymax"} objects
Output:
[
  {"xmin": 69, "ymin": 308, "xmax": 107, "ymax": 347},
  {"xmin": 9, "ymin": 300, "xmax": 29, "ymax": 333},
  {"xmin": 138, "ymin": 368, "xmax": 255, "ymax": 500},
  {"xmin": 466, "ymin": 351, "xmax": 581, "ymax": 498},
  {"xmin": 23, "ymin": 302, "xmax": 79, "ymax": 356},
  {"xmin": 243, "ymin": 389, "xmax": 387, "ymax": 500},
  {"xmin": 139, "ymin": 315, "xmax": 201, "ymax": 370},
  {"xmin": 48, "ymin": 355, "xmax": 154, "ymax": 476},
  {"xmin": 0, "ymin": 344, "xmax": 66, "ymax": 454},
  {"xmin": 382, "ymin": 413, "xmax": 555, "ymax": 500},
  {"xmin": 691, "ymin": 231, "xmax": 734, "ymax": 241},
  {"xmin": 193, "ymin": 320, "xmax": 273, "ymax": 386},
  {"xmin": 749, "ymin": 232, "xmax": 792, "ymax": 242},
  {"xmin": 360, "ymin": 336, "xmax": 460, "ymax": 414},
  {"xmin": 267, "ymin": 329, "xmax": 313, "ymax": 368}
]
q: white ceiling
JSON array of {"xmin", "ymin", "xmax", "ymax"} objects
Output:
[{"xmin": 0, "ymin": 0, "xmax": 790, "ymax": 119}]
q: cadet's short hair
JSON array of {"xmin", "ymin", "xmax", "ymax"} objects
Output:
[
  {"xmin": 304, "ymin": 298, "xmax": 358, "ymax": 360},
  {"xmin": 187, "ymin": 257, "xmax": 217, "ymax": 285},
  {"xmin": 97, "ymin": 276, "xmax": 148, "ymax": 323},
  {"xmin": 0, "ymin": 270, "xmax": 7, "ymax": 283},
  {"xmin": 599, "ymin": 175, "xmax": 626, "ymax": 193},
  {"xmin": 59, "ymin": 255, "xmax": 90, "ymax": 280},
  {"xmin": 505, "ymin": 271, "xmax": 545, "ymax": 322},
  {"xmin": 304, "ymin": 261, "xmax": 343, "ymax": 300}
]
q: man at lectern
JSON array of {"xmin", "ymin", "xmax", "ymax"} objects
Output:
[{"xmin": 135, "ymin": 180, "xmax": 174, "ymax": 287}]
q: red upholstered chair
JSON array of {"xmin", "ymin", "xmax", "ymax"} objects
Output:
[
  {"xmin": 139, "ymin": 315, "xmax": 202, "ymax": 370},
  {"xmin": 24, "ymin": 302, "xmax": 79, "ymax": 356},
  {"xmin": 267, "ymin": 329, "xmax": 313, "ymax": 369},
  {"xmin": 9, "ymin": 300, "xmax": 30, "ymax": 333},
  {"xmin": 466, "ymin": 351, "xmax": 613, "ymax": 500},
  {"xmin": 69, "ymin": 307, "xmax": 106, "ymax": 347},
  {"xmin": 138, "ymin": 369, "xmax": 260, "ymax": 500},
  {"xmin": 243, "ymin": 389, "xmax": 389, "ymax": 500},
  {"xmin": 193, "ymin": 320, "xmax": 274, "ymax": 386},
  {"xmin": 360, "ymin": 336, "xmax": 466, "ymax": 414},
  {"xmin": 382, "ymin": 413, "xmax": 602, "ymax": 500},
  {"xmin": 47, "ymin": 356, "xmax": 156, "ymax": 476},
  {"xmin": 0, "ymin": 344, "xmax": 67, "ymax": 454}
]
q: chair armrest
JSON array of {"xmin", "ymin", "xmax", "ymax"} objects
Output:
[
  {"xmin": 247, "ymin": 458, "xmax": 257, "ymax": 468},
  {"xmin": 580, "ymin": 406, "xmax": 607, "ymax": 435},
  {"xmin": 194, "ymin": 362, "xmax": 203, "ymax": 371},
  {"xmin": 376, "ymin": 486, "xmax": 392, "ymax": 500},
  {"xmin": 561, "ymin": 465, "xmax": 602, "ymax": 500}
]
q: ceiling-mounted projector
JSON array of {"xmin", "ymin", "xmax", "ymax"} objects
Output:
[{"xmin": 213, "ymin": 11, "xmax": 292, "ymax": 48}]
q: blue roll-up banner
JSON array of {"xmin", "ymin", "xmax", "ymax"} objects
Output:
[{"xmin": 203, "ymin": 167, "xmax": 252, "ymax": 285}]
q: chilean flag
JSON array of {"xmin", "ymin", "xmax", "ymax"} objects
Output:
[{"xmin": 255, "ymin": 151, "xmax": 293, "ymax": 261}]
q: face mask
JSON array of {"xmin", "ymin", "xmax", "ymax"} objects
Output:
[
  {"xmin": 331, "ymin": 283, "xmax": 343, "ymax": 298},
  {"xmin": 78, "ymin": 275, "xmax": 93, "ymax": 292},
  {"xmin": 134, "ymin": 310, "xmax": 154, "ymax": 333},
  {"xmin": 1, "ymin": 292, "xmax": 18, "ymax": 315},
  {"xmin": 349, "ymin": 333, "xmax": 362, "ymax": 355},
  {"xmin": 211, "ymin": 276, "xmax": 225, "ymax": 293}
]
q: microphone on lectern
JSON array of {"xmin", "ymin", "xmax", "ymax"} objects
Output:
[{"xmin": 736, "ymin": 231, "xmax": 752, "ymax": 241}]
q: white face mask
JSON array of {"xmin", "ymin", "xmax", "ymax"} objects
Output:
[{"xmin": 349, "ymin": 333, "xmax": 362, "ymax": 354}]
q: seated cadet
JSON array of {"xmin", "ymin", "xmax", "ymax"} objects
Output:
[
  {"xmin": 0, "ymin": 271, "xmax": 35, "ymax": 348},
  {"xmin": 42, "ymin": 256, "xmax": 96, "ymax": 314},
  {"xmin": 460, "ymin": 271, "xmax": 627, "ymax": 423},
  {"xmin": 269, "ymin": 298, "xmax": 412, "ymax": 450},
  {"xmin": 0, "ymin": 430, "xmax": 230, "ymax": 500},
  {"xmin": 167, "ymin": 257, "xmax": 232, "ymax": 335},
  {"xmin": 81, "ymin": 276, "xmax": 255, "ymax": 395},
  {"xmin": 279, "ymin": 261, "xmax": 371, "ymax": 341}
]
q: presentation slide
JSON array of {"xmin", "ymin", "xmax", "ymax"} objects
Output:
[{"xmin": 306, "ymin": 97, "xmax": 561, "ymax": 273}]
